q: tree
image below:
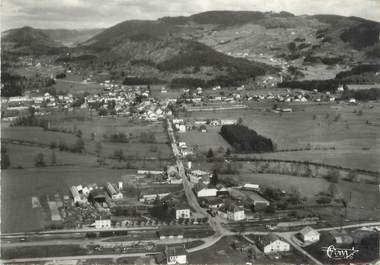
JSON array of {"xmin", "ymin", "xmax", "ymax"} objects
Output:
[
  {"xmin": 210, "ymin": 170, "xmax": 218, "ymax": 186},
  {"xmin": 34, "ymin": 153, "xmax": 45, "ymax": 167},
  {"xmin": 50, "ymin": 149, "xmax": 57, "ymax": 165},
  {"xmin": 225, "ymin": 148, "xmax": 231, "ymax": 157},
  {"xmin": 73, "ymin": 138, "xmax": 85, "ymax": 153},
  {"xmin": 328, "ymin": 183, "xmax": 338, "ymax": 198},
  {"xmin": 237, "ymin": 117, "xmax": 243, "ymax": 125},
  {"xmin": 1, "ymin": 145, "xmax": 10, "ymax": 169},
  {"xmin": 95, "ymin": 142, "xmax": 102, "ymax": 156},
  {"xmin": 76, "ymin": 129, "xmax": 83, "ymax": 138},
  {"xmin": 346, "ymin": 171, "xmax": 358, "ymax": 182},
  {"xmin": 113, "ymin": 149, "xmax": 125, "ymax": 162},
  {"xmin": 206, "ymin": 148, "xmax": 214, "ymax": 159}
]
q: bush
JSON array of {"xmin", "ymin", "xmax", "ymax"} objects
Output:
[{"xmin": 34, "ymin": 153, "xmax": 46, "ymax": 167}]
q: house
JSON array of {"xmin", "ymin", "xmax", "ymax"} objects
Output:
[
  {"xmin": 199, "ymin": 197, "xmax": 224, "ymax": 209},
  {"xmin": 188, "ymin": 170, "xmax": 211, "ymax": 185},
  {"xmin": 165, "ymin": 246, "xmax": 187, "ymax": 265},
  {"xmin": 139, "ymin": 192, "xmax": 170, "ymax": 203},
  {"xmin": 329, "ymin": 230, "xmax": 354, "ymax": 245},
  {"xmin": 218, "ymin": 204, "xmax": 245, "ymax": 221},
  {"xmin": 194, "ymin": 183, "xmax": 217, "ymax": 198},
  {"xmin": 175, "ymin": 204, "xmax": 191, "ymax": 219},
  {"xmin": 300, "ymin": 226, "xmax": 320, "ymax": 243},
  {"xmin": 257, "ymin": 234, "xmax": 290, "ymax": 254},
  {"xmin": 94, "ymin": 219, "xmax": 111, "ymax": 229}
]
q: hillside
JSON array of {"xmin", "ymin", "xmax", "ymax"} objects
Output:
[
  {"xmin": 75, "ymin": 20, "xmax": 276, "ymax": 86},
  {"xmin": 1, "ymin": 26, "xmax": 64, "ymax": 55},
  {"xmin": 159, "ymin": 11, "xmax": 380, "ymax": 80},
  {"xmin": 42, "ymin": 28, "xmax": 104, "ymax": 47}
]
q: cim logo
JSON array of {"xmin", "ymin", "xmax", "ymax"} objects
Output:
[{"xmin": 322, "ymin": 245, "xmax": 359, "ymax": 260}]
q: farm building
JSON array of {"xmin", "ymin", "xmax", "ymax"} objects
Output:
[
  {"xmin": 106, "ymin": 182, "xmax": 123, "ymax": 200},
  {"xmin": 165, "ymin": 246, "xmax": 187, "ymax": 265},
  {"xmin": 300, "ymin": 226, "xmax": 320, "ymax": 243},
  {"xmin": 175, "ymin": 204, "xmax": 191, "ymax": 219},
  {"xmin": 257, "ymin": 234, "xmax": 290, "ymax": 254}
]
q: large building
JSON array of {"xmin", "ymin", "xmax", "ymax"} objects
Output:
[{"xmin": 194, "ymin": 183, "xmax": 218, "ymax": 198}]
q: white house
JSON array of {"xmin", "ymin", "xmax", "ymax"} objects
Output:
[
  {"xmin": 220, "ymin": 205, "xmax": 245, "ymax": 221},
  {"xmin": 175, "ymin": 205, "xmax": 191, "ymax": 219},
  {"xmin": 94, "ymin": 219, "xmax": 111, "ymax": 229},
  {"xmin": 165, "ymin": 246, "xmax": 187, "ymax": 265},
  {"xmin": 300, "ymin": 226, "xmax": 320, "ymax": 243},
  {"xmin": 258, "ymin": 234, "xmax": 290, "ymax": 254}
]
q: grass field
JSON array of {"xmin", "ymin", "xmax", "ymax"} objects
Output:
[
  {"xmin": 6, "ymin": 143, "xmax": 97, "ymax": 168},
  {"xmin": 2, "ymin": 126, "xmax": 78, "ymax": 146},
  {"xmin": 1, "ymin": 166, "xmax": 134, "ymax": 233},
  {"xmin": 178, "ymin": 126, "xmax": 231, "ymax": 153}
]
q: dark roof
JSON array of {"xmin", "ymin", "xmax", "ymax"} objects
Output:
[
  {"xmin": 166, "ymin": 246, "xmax": 187, "ymax": 257},
  {"xmin": 257, "ymin": 234, "xmax": 282, "ymax": 248}
]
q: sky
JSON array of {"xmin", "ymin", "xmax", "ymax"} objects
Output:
[{"xmin": 1, "ymin": 0, "xmax": 380, "ymax": 30}]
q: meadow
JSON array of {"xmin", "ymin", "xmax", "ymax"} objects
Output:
[{"xmin": 182, "ymin": 102, "xmax": 380, "ymax": 172}]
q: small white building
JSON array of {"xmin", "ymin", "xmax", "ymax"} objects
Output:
[
  {"xmin": 165, "ymin": 246, "xmax": 187, "ymax": 265},
  {"xmin": 175, "ymin": 205, "xmax": 191, "ymax": 219},
  {"xmin": 300, "ymin": 226, "xmax": 320, "ymax": 243},
  {"xmin": 94, "ymin": 219, "xmax": 111, "ymax": 229},
  {"xmin": 242, "ymin": 183, "xmax": 260, "ymax": 191},
  {"xmin": 258, "ymin": 234, "xmax": 290, "ymax": 254},
  {"xmin": 221, "ymin": 119, "xmax": 236, "ymax": 125}
]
